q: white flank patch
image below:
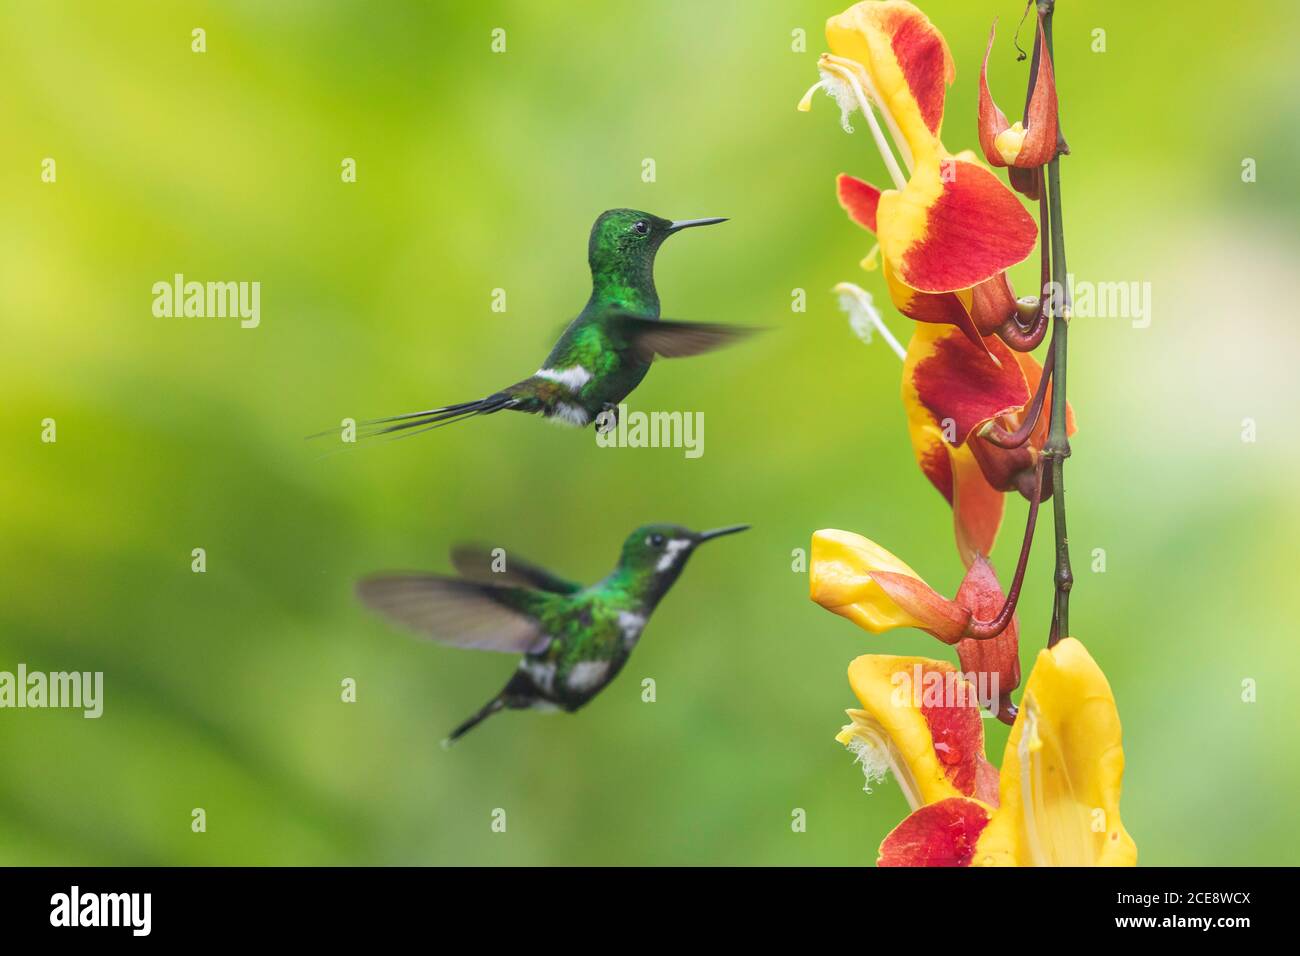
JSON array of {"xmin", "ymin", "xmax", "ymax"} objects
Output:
[
  {"xmin": 566, "ymin": 660, "xmax": 611, "ymax": 693},
  {"xmin": 548, "ymin": 403, "xmax": 590, "ymax": 428},
  {"xmin": 536, "ymin": 366, "xmax": 592, "ymax": 391},
  {"xmin": 520, "ymin": 659, "xmax": 555, "ymax": 694},
  {"xmin": 617, "ymin": 611, "xmax": 646, "ymax": 647},
  {"xmin": 655, "ymin": 538, "xmax": 692, "ymax": 572}
]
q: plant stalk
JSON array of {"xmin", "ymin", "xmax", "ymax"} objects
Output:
[{"xmin": 1040, "ymin": 0, "xmax": 1073, "ymax": 647}]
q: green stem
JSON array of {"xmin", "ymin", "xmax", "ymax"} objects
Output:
[{"xmin": 1040, "ymin": 1, "xmax": 1072, "ymax": 647}]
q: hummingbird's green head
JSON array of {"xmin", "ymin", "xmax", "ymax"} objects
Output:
[
  {"xmin": 587, "ymin": 209, "xmax": 726, "ymax": 311},
  {"xmin": 616, "ymin": 522, "xmax": 749, "ymax": 591}
]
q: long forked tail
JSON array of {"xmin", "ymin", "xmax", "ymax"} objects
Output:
[
  {"xmin": 360, "ymin": 394, "xmax": 520, "ymax": 440},
  {"xmin": 442, "ymin": 696, "xmax": 507, "ymax": 748},
  {"xmin": 311, "ymin": 393, "xmax": 519, "ymax": 443}
]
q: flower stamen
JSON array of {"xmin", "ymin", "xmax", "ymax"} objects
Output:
[
  {"xmin": 821, "ymin": 53, "xmax": 915, "ymax": 174},
  {"xmin": 816, "ymin": 56, "xmax": 909, "ymax": 191},
  {"xmin": 837, "ymin": 709, "xmax": 924, "ymax": 811},
  {"xmin": 835, "ymin": 281, "xmax": 906, "ymax": 362}
]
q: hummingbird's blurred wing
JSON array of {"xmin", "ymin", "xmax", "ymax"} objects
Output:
[
  {"xmin": 356, "ymin": 575, "xmax": 552, "ymax": 654},
  {"xmin": 449, "ymin": 544, "xmax": 582, "ymax": 595},
  {"xmin": 609, "ymin": 314, "xmax": 766, "ymax": 361}
]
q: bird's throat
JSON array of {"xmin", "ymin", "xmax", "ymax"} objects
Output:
[{"xmin": 588, "ymin": 263, "xmax": 659, "ymax": 316}]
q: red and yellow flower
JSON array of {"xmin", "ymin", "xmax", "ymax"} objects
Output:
[
  {"xmin": 802, "ymin": 1, "xmax": 1131, "ymax": 869},
  {"xmin": 800, "ymin": 0, "xmax": 1039, "ymax": 350},
  {"xmin": 837, "ymin": 639, "xmax": 1136, "ymax": 867},
  {"xmin": 811, "ymin": 529, "xmax": 1021, "ymax": 721},
  {"xmin": 978, "ymin": 11, "xmax": 1060, "ymax": 171},
  {"xmin": 902, "ymin": 322, "xmax": 1073, "ymax": 565}
]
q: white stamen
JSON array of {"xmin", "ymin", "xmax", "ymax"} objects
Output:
[
  {"xmin": 797, "ymin": 79, "xmax": 825, "ymax": 113},
  {"xmin": 840, "ymin": 711, "xmax": 923, "ymax": 811},
  {"xmin": 815, "ymin": 67, "xmax": 860, "ymax": 134},
  {"xmin": 822, "ymin": 54, "xmax": 915, "ymax": 174},
  {"xmin": 835, "ymin": 282, "xmax": 906, "ymax": 362},
  {"xmin": 817, "ymin": 60, "xmax": 908, "ymax": 191},
  {"xmin": 845, "ymin": 736, "xmax": 890, "ymax": 794}
]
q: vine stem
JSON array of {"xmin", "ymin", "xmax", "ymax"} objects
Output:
[
  {"xmin": 964, "ymin": 458, "xmax": 1045, "ymax": 640},
  {"xmin": 1040, "ymin": 0, "xmax": 1073, "ymax": 647}
]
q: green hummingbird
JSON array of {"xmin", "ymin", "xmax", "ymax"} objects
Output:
[
  {"xmin": 346, "ymin": 209, "xmax": 760, "ymax": 440},
  {"xmin": 357, "ymin": 522, "xmax": 749, "ymax": 743}
]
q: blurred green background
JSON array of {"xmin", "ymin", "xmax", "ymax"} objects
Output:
[{"xmin": 2, "ymin": 0, "xmax": 1297, "ymax": 866}]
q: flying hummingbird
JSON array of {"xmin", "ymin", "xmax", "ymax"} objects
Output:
[
  {"xmin": 357, "ymin": 522, "xmax": 749, "ymax": 743},
  {"xmin": 342, "ymin": 209, "xmax": 760, "ymax": 440}
]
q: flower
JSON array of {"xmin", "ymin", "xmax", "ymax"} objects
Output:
[
  {"xmin": 901, "ymin": 321, "xmax": 1073, "ymax": 565},
  {"xmin": 836, "ymin": 655, "xmax": 1001, "ymax": 809},
  {"xmin": 811, "ymin": 529, "xmax": 1021, "ymax": 720},
  {"xmin": 810, "ymin": 529, "xmax": 971, "ymax": 641},
  {"xmin": 978, "ymin": 12, "xmax": 1060, "ymax": 170},
  {"xmin": 837, "ymin": 638, "xmax": 1137, "ymax": 866},
  {"xmin": 800, "ymin": 1, "xmax": 1038, "ymax": 350}
]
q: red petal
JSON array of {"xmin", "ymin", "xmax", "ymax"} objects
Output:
[
  {"xmin": 870, "ymin": 570, "xmax": 970, "ymax": 643},
  {"xmin": 977, "ymin": 21, "xmax": 1011, "ymax": 167},
  {"xmin": 837, "ymin": 173, "xmax": 881, "ymax": 233},
  {"xmin": 1008, "ymin": 164, "xmax": 1041, "ymax": 200},
  {"xmin": 918, "ymin": 435, "xmax": 954, "ymax": 504},
  {"xmin": 1016, "ymin": 9, "xmax": 1060, "ymax": 168},
  {"xmin": 954, "ymin": 556, "xmax": 1021, "ymax": 724},
  {"xmin": 885, "ymin": 6, "xmax": 954, "ymax": 137},
  {"xmin": 878, "ymin": 798, "xmax": 990, "ymax": 867},
  {"xmin": 969, "ymin": 434, "xmax": 1038, "ymax": 497},
  {"xmin": 920, "ymin": 678, "xmax": 999, "ymax": 799},
  {"xmin": 886, "ymin": 269, "xmax": 991, "ymax": 359},
  {"xmin": 892, "ymin": 159, "xmax": 1038, "ymax": 294},
  {"xmin": 951, "ymin": 446, "xmax": 1005, "ymax": 567},
  {"xmin": 912, "ymin": 328, "xmax": 1029, "ymax": 444},
  {"xmin": 970, "ymin": 272, "xmax": 1018, "ymax": 336}
]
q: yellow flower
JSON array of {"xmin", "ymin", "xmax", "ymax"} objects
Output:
[
  {"xmin": 813, "ymin": 529, "xmax": 924, "ymax": 631},
  {"xmin": 972, "ymin": 638, "xmax": 1136, "ymax": 866},
  {"xmin": 836, "ymin": 637, "xmax": 1137, "ymax": 867}
]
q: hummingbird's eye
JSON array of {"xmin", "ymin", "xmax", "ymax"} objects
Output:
[
  {"xmin": 646, "ymin": 533, "xmax": 666, "ymax": 548},
  {"xmin": 632, "ymin": 220, "xmax": 650, "ymax": 236}
]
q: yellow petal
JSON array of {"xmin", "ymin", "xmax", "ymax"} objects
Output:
[
  {"xmin": 993, "ymin": 122, "xmax": 1026, "ymax": 165},
  {"xmin": 839, "ymin": 655, "xmax": 988, "ymax": 809},
  {"xmin": 825, "ymin": 0, "xmax": 954, "ymax": 164},
  {"xmin": 810, "ymin": 529, "xmax": 927, "ymax": 632},
  {"xmin": 972, "ymin": 638, "xmax": 1138, "ymax": 866}
]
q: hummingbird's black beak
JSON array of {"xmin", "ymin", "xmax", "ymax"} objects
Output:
[
  {"xmin": 693, "ymin": 524, "xmax": 750, "ymax": 543},
  {"xmin": 667, "ymin": 217, "xmax": 728, "ymax": 234}
]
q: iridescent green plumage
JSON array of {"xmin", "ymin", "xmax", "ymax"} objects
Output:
[
  {"xmin": 338, "ymin": 209, "xmax": 760, "ymax": 439},
  {"xmin": 357, "ymin": 522, "xmax": 748, "ymax": 743}
]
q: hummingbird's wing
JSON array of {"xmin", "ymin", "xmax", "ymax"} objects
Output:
[
  {"xmin": 356, "ymin": 574, "xmax": 553, "ymax": 654},
  {"xmin": 449, "ymin": 544, "xmax": 583, "ymax": 595},
  {"xmin": 608, "ymin": 314, "xmax": 766, "ymax": 361}
]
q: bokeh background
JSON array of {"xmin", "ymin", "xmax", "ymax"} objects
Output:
[{"xmin": 2, "ymin": 0, "xmax": 1298, "ymax": 866}]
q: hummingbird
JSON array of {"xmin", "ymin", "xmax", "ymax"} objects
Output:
[
  {"xmin": 342, "ymin": 209, "xmax": 760, "ymax": 441},
  {"xmin": 356, "ymin": 522, "xmax": 749, "ymax": 743}
]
